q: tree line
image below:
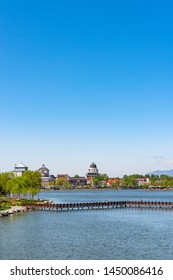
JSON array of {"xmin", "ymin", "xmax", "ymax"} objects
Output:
[
  {"xmin": 0, "ymin": 171, "xmax": 41, "ymax": 198},
  {"xmin": 1, "ymin": 171, "xmax": 173, "ymax": 195},
  {"xmin": 50, "ymin": 173, "xmax": 173, "ymax": 189},
  {"xmin": 89, "ymin": 174, "xmax": 173, "ymax": 189}
]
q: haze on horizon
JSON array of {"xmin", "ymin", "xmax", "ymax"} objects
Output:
[{"xmin": 1, "ymin": 1, "xmax": 173, "ymax": 178}]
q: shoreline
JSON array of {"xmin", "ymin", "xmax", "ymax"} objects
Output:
[
  {"xmin": 0, "ymin": 205, "xmax": 28, "ymax": 218},
  {"xmin": 41, "ymin": 187, "xmax": 173, "ymax": 191},
  {"xmin": 0, "ymin": 199, "xmax": 52, "ymax": 218}
]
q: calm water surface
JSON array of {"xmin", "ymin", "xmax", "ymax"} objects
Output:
[{"xmin": 0, "ymin": 189, "xmax": 173, "ymax": 260}]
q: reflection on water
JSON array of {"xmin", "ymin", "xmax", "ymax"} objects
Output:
[{"xmin": 0, "ymin": 189, "xmax": 173, "ymax": 260}]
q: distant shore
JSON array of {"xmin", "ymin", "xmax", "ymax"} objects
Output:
[{"xmin": 41, "ymin": 186, "xmax": 173, "ymax": 191}]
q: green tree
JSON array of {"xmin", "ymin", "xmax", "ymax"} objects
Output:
[
  {"xmin": 74, "ymin": 175, "xmax": 80, "ymax": 178},
  {"xmin": 123, "ymin": 174, "xmax": 143, "ymax": 188},
  {"xmin": 5, "ymin": 171, "xmax": 41, "ymax": 198},
  {"xmin": 0, "ymin": 172, "xmax": 14, "ymax": 195},
  {"xmin": 6, "ymin": 176, "xmax": 26, "ymax": 197},
  {"xmin": 23, "ymin": 170, "xmax": 41, "ymax": 198},
  {"xmin": 93, "ymin": 174, "xmax": 109, "ymax": 187},
  {"xmin": 56, "ymin": 178, "xmax": 70, "ymax": 188}
]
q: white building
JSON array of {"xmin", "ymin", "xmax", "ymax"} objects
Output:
[
  {"xmin": 136, "ymin": 178, "xmax": 150, "ymax": 186},
  {"xmin": 13, "ymin": 163, "xmax": 28, "ymax": 177},
  {"xmin": 86, "ymin": 162, "xmax": 99, "ymax": 184}
]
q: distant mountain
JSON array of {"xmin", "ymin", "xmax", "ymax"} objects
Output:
[{"xmin": 147, "ymin": 169, "xmax": 173, "ymax": 177}]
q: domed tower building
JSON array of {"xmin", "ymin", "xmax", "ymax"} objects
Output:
[
  {"xmin": 38, "ymin": 164, "xmax": 55, "ymax": 188},
  {"xmin": 38, "ymin": 164, "xmax": 49, "ymax": 177},
  {"xmin": 86, "ymin": 162, "xmax": 99, "ymax": 185}
]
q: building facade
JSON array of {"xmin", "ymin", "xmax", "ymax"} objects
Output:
[
  {"xmin": 38, "ymin": 164, "xmax": 55, "ymax": 187},
  {"xmin": 56, "ymin": 174, "xmax": 87, "ymax": 188},
  {"xmin": 69, "ymin": 177, "xmax": 87, "ymax": 187},
  {"xmin": 86, "ymin": 162, "xmax": 99, "ymax": 185},
  {"xmin": 136, "ymin": 178, "xmax": 149, "ymax": 186},
  {"xmin": 13, "ymin": 163, "xmax": 28, "ymax": 177}
]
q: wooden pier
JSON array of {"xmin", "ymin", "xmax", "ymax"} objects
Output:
[{"xmin": 23, "ymin": 200, "xmax": 173, "ymax": 211}]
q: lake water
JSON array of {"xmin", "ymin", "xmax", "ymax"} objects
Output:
[{"xmin": 0, "ymin": 189, "xmax": 173, "ymax": 260}]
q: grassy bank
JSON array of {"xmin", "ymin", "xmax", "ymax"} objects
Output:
[{"xmin": 0, "ymin": 197, "xmax": 44, "ymax": 211}]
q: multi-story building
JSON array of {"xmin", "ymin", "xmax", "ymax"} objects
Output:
[
  {"xmin": 69, "ymin": 176, "xmax": 87, "ymax": 187},
  {"xmin": 38, "ymin": 164, "xmax": 55, "ymax": 187},
  {"xmin": 86, "ymin": 162, "xmax": 99, "ymax": 184},
  {"xmin": 13, "ymin": 163, "xmax": 28, "ymax": 177},
  {"xmin": 56, "ymin": 174, "xmax": 87, "ymax": 188}
]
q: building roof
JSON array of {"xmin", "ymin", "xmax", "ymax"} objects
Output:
[
  {"xmin": 70, "ymin": 176, "xmax": 86, "ymax": 180},
  {"xmin": 38, "ymin": 164, "xmax": 49, "ymax": 171},
  {"xmin": 56, "ymin": 174, "xmax": 70, "ymax": 179},
  {"xmin": 15, "ymin": 163, "xmax": 27, "ymax": 168},
  {"xmin": 90, "ymin": 162, "xmax": 97, "ymax": 168},
  {"xmin": 107, "ymin": 179, "xmax": 120, "ymax": 183}
]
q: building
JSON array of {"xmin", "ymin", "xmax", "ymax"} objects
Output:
[
  {"xmin": 136, "ymin": 178, "xmax": 149, "ymax": 186},
  {"xmin": 13, "ymin": 163, "xmax": 28, "ymax": 177},
  {"xmin": 38, "ymin": 164, "xmax": 55, "ymax": 187},
  {"xmin": 56, "ymin": 174, "xmax": 87, "ymax": 188},
  {"xmin": 56, "ymin": 174, "xmax": 70, "ymax": 181},
  {"xmin": 69, "ymin": 177, "xmax": 87, "ymax": 187},
  {"xmin": 86, "ymin": 162, "xmax": 99, "ymax": 185},
  {"xmin": 107, "ymin": 178, "xmax": 122, "ymax": 187},
  {"xmin": 38, "ymin": 164, "xmax": 49, "ymax": 177}
]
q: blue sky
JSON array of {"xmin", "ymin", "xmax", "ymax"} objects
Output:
[{"xmin": 1, "ymin": 0, "xmax": 173, "ymax": 177}]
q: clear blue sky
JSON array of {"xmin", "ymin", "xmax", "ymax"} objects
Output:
[{"xmin": 1, "ymin": 0, "xmax": 173, "ymax": 177}]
